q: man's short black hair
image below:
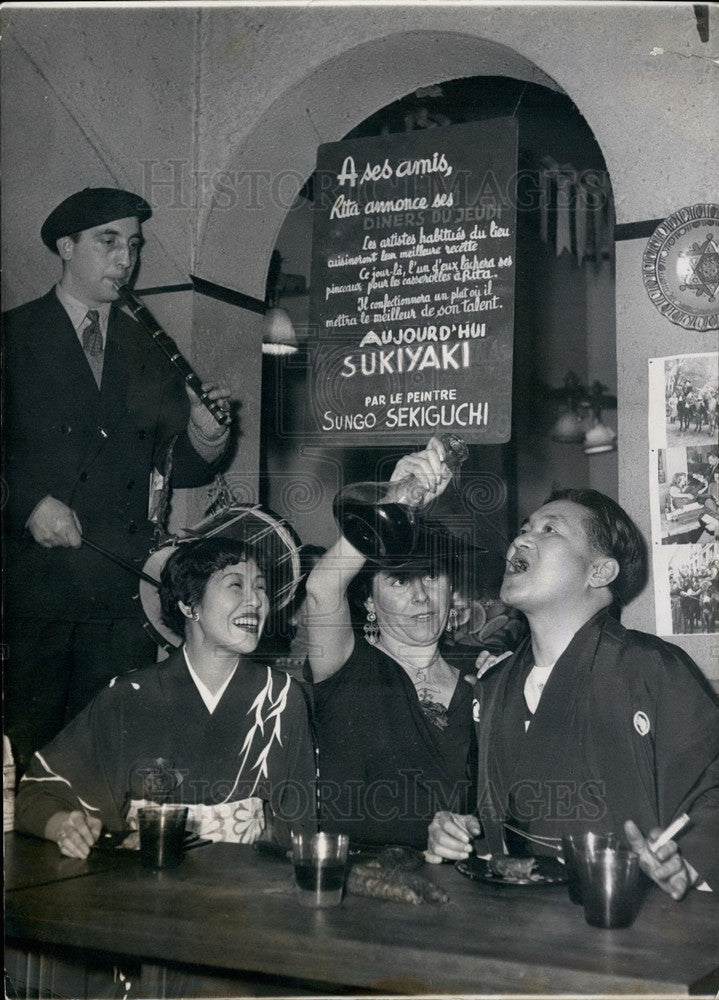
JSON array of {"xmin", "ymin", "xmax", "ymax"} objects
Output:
[
  {"xmin": 545, "ymin": 488, "xmax": 647, "ymax": 606},
  {"xmin": 159, "ymin": 537, "xmax": 268, "ymax": 637}
]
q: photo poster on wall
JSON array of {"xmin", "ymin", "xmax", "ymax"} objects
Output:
[
  {"xmin": 305, "ymin": 118, "xmax": 518, "ymax": 446},
  {"xmin": 647, "ymin": 352, "xmax": 718, "ymax": 636}
]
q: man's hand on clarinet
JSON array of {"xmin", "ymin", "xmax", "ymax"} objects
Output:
[
  {"xmin": 186, "ymin": 382, "xmax": 231, "ymax": 439},
  {"xmin": 27, "ymin": 496, "xmax": 82, "ymax": 548}
]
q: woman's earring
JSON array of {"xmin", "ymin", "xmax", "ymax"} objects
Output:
[
  {"xmin": 445, "ymin": 607, "xmax": 459, "ymax": 635},
  {"xmin": 190, "ymin": 610, "xmax": 199, "ymax": 621},
  {"xmin": 364, "ymin": 610, "xmax": 379, "ymax": 645}
]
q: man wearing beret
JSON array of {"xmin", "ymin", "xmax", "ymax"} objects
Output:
[{"xmin": 2, "ymin": 187, "xmax": 232, "ymax": 773}]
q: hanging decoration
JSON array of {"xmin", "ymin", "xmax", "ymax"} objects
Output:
[
  {"xmin": 538, "ymin": 157, "xmax": 614, "ymax": 267},
  {"xmin": 545, "ymin": 372, "xmax": 617, "ymax": 454}
]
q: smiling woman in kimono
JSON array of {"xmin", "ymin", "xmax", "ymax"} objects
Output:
[
  {"xmin": 427, "ymin": 489, "xmax": 719, "ymax": 900},
  {"xmin": 15, "ymin": 516, "xmax": 317, "ymax": 859}
]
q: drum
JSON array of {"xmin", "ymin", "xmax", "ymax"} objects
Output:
[{"xmin": 137, "ymin": 504, "xmax": 303, "ymax": 650}]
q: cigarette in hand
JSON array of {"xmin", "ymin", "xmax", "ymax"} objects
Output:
[
  {"xmin": 471, "ymin": 649, "xmax": 513, "ymax": 683},
  {"xmin": 479, "ymin": 650, "xmax": 512, "ymax": 673},
  {"xmin": 493, "ymin": 650, "xmax": 513, "ymax": 665},
  {"xmin": 650, "ymin": 813, "xmax": 690, "ymax": 853}
]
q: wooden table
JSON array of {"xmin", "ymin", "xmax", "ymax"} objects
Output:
[{"xmin": 5, "ymin": 833, "xmax": 719, "ymax": 997}]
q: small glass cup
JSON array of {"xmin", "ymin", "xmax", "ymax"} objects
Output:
[
  {"xmin": 577, "ymin": 845, "xmax": 641, "ymax": 928},
  {"xmin": 290, "ymin": 831, "xmax": 350, "ymax": 908},
  {"xmin": 137, "ymin": 804, "xmax": 188, "ymax": 870},
  {"xmin": 561, "ymin": 831, "xmax": 617, "ymax": 905}
]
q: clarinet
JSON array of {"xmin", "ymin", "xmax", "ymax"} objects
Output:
[{"xmin": 114, "ymin": 282, "xmax": 231, "ymax": 426}]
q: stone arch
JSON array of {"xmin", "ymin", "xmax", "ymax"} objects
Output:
[
  {"xmin": 196, "ymin": 30, "xmax": 569, "ymax": 297},
  {"xmin": 198, "ymin": 29, "xmax": 618, "ymax": 548}
]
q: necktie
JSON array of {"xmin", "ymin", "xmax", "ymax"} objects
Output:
[{"xmin": 82, "ymin": 309, "xmax": 103, "ymax": 357}]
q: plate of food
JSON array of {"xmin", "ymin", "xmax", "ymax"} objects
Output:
[{"xmin": 456, "ymin": 854, "xmax": 567, "ymax": 887}]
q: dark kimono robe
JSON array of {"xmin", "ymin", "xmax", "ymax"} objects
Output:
[
  {"xmin": 16, "ymin": 649, "xmax": 317, "ymax": 846},
  {"xmin": 475, "ymin": 610, "xmax": 719, "ymax": 890}
]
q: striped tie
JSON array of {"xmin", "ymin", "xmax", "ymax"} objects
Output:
[{"xmin": 82, "ymin": 309, "xmax": 103, "ymax": 357}]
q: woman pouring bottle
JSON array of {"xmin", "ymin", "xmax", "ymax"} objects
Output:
[{"xmin": 305, "ymin": 436, "xmax": 479, "ymax": 850}]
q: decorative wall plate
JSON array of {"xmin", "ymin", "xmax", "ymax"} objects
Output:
[{"xmin": 642, "ymin": 204, "xmax": 719, "ymax": 331}]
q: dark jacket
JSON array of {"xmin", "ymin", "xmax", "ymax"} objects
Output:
[
  {"xmin": 2, "ymin": 289, "xmax": 217, "ymax": 621},
  {"xmin": 475, "ymin": 609, "xmax": 719, "ymax": 890}
]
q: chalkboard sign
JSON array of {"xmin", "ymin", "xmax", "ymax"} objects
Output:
[{"xmin": 306, "ymin": 118, "xmax": 517, "ymax": 445}]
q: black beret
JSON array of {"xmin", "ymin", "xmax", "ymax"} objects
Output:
[{"xmin": 41, "ymin": 187, "xmax": 152, "ymax": 252}]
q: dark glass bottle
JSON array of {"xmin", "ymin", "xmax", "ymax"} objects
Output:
[{"xmin": 332, "ymin": 433, "xmax": 468, "ymax": 563}]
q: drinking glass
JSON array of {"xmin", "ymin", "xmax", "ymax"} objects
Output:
[
  {"xmin": 561, "ymin": 831, "xmax": 617, "ymax": 905},
  {"xmin": 137, "ymin": 804, "xmax": 188, "ymax": 870},
  {"xmin": 290, "ymin": 831, "xmax": 350, "ymax": 908},
  {"xmin": 577, "ymin": 845, "xmax": 641, "ymax": 928}
]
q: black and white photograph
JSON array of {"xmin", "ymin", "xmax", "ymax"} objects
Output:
[
  {"xmin": 2, "ymin": 3, "xmax": 718, "ymax": 998},
  {"xmin": 650, "ymin": 352, "xmax": 719, "ymax": 450},
  {"xmin": 655, "ymin": 444, "xmax": 719, "ymax": 545},
  {"xmin": 654, "ymin": 541, "xmax": 719, "ymax": 636}
]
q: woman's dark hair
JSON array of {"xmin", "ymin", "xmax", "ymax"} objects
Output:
[
  {"xmin": 159, "ymin": 537, "xmax": 268, "ymax": 636},
  {"xmin": 546, "ymin": 488, "xmax": 648, "ymax": 606}
]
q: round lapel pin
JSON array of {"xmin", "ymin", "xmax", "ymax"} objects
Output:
[{"xmin": 633, "ymin": 710, "xmax": 651, "ymax": 736}]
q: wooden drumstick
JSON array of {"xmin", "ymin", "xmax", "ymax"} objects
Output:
[{"xmin": 81, "ymin": 536, "xmax": 159, "ymax": 586}]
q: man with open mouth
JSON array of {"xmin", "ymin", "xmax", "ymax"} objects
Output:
[{"xmin": 427, "ymin": 488, "xmax": 719, "ymax": 901}]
